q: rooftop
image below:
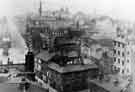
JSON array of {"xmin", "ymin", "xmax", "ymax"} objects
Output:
[
  {"xmin": 96, "ymin": 39, "xmax": 113, "ymax": 48},
  {"xmin": 35, "ymin": 50, "xmax": 55, "ymax": 62},
  {"xmin": 28, "ymin": 14, "xmax": 73, "ymax": 28},
  {"xmin": 82, "ymin": 38, "xmax": 113, "ymax": 48},
  {"xmin": 89, "ymin": 75, "xmax": 130, "ymax": 92},
  {"xmin": 48, "ymin": 62, "xmax": 98, "ymax": 73}
]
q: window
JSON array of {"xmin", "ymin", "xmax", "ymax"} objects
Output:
[
  {"xmin": 114, "ymin": 57, "xmax": 116, "ymax": 62},
  {"xmin": 122, "ymin": 61, "xmax": 124, "ymax": 65},
  {"xmin": 122, "ymin": 52, "xmax": 124, "ymax": 57},
  {"xmin": 42, "ymin": 75, "xmax": 47, "ymax": 82},
  {"xmin": 35, "ymin": 21, "xmax": 39, "ymax": 25},
  {"xmin": 114, "ymin": 49, "xmax": 116, "ymax": 54},
  {"xmin": 127, "ymin": 51, "xmax": 130, "ymax": 55},
  {"xmin": 122, "ymin": 70, "xmax": 124, "ymax": 74},
  {"xmin": 40, "ymin": 29, "xmax": 44, "ymax": 33},
  {"xmin": 38, "ymin": 59, "xmax": 42, "ymax": 64},
  {"xmin": 118, "ymin": 50, "xmax": 120, "ymax": 55},
  {"xmin": 118, "ymin": 43, "xmax": 120, "ymax": 47},
  {"xmin": 113, "ymin": 41, "xmax": 116, "ymax": 46},
  {"xmin": 34, "ymin": 58, "xmax": 37, "ymax": 62},
  {"xmin": 34, "ymin": 63, "xmax": 38, "ymax": 70},
  {"xmin": 42, "ymin": 41, "xmax": 47, "ymax": 48},
  {"xmin": 118, "ymin": 58, "xmax": 120, "ymax": 64},
  {"xmin": 37, "ymin": 64, "xmax": 41, "ymax": 71},
  {"xmin": 47, "ymin": 71, "xmax": 49, "ymax": 77},
  {"xmin": 114, "ymin": 66, "xmax": 117, "ymax": 70},
  {"xmin": 117, "ymin": 68, "xmax": 120, "ymax": 72}
]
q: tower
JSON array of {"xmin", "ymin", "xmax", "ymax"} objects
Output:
[
  {"xmin": 39, "ymin": 0, "xmax": 42, "ymax": 16},
  {"xmin": 25, "ymin": 51, "xmax": 35, "ymax": 81},
  {"xmin": 25, "ymin": 51, "xmax": 34, "ymax": 72}
]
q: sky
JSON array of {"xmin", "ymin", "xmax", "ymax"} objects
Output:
[{"xmin": 0, "ymin": 0, "xmax": 135, "ymax": 21}]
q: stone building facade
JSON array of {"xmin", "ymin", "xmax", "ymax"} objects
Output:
[
  {"xmin": 113, "ymin": 25, "xmax": 134, "ymax": 76},
  {"xmin": 47, "ymin": 63, "xmax": 98, "ymax": 92},
  {"xmin": 35, "ymin": 55, "xmax": 98, "ymax": 92}
]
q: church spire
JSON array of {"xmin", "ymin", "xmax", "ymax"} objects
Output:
[{"xmin": 39, "ymin": 0, "xmax": 42, "ymax": 16}]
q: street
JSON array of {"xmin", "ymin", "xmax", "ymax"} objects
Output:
[
  {"xmin": 0, "ymin": 76, "xmax": 47, "ymax": 92},
  {"xmin": 0, "ymin": 83, "xmax": 47, "ymax": 92}
]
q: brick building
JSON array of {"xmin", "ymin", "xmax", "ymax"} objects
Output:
[
  {"xmin": 34, "ymin": 50, "xmax": 55, "ymax": 87},
  {"xmin": 47, "ymin": 62, "xmax": 98, "ymax": 92},
  {"xmin": 34, "ymin": 50, "xmax": 98, "ymax": 92},
  {"xmin": 34, "ymin": 27, "xmax": 98, "ymax": 92}
]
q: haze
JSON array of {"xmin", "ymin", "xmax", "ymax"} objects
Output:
[{"xmin": 0, "ymin": 0, "xmax": 135, "ymax": 21}]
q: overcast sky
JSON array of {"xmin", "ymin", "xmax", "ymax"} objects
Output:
[{"xmin": 1, "ymin": 0, "xmax": 135, "ymax": 21}]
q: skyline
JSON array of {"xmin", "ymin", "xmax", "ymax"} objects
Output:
[{"xmin": 0, "ymin": 0, "xmax": 135, "ymax": 22}]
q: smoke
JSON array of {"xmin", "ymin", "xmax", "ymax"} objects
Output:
[{"xmin": 0, "ymin": 17, "xmax": 28, "ymax": 64}]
